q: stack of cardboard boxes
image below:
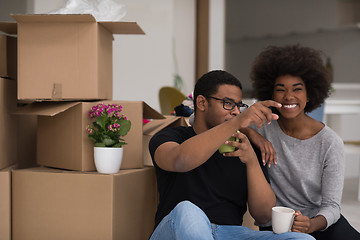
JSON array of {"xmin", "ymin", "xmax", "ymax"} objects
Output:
[
  {"xmin": 0, "ymin": 14, "xmax": 188, "ymax": 240},
  {"xmin": 0, "ymin": 28, "xmax": 20, "ymax": 240}
]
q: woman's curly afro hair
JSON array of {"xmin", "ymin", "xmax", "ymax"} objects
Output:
[{"xmin": 250, "ymin": 44, "xmax": 331, "ymax": 113}]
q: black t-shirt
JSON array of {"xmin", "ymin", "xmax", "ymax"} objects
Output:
[{"xmin": 149, "ymin": 126, "xmax": 269, "ymax": 228}]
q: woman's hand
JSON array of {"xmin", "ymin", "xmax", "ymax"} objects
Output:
[
  {"xmin": 252, "ymin": 133, "xmax": 277, "ymax": 167},
  {"xmin": 292, "ymin": 211, "xmax": 311, "ymax": 233},
  {"xmin": 240, "ymin": 127, "xmax": 277, "ymax": 167},
  {"xmin": 292, "ymin": 211, "xmax": 328, "ymax": 234}
]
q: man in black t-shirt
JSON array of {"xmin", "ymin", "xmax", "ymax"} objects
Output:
[{"xmin": 148, "ymin": 70, "xmax": 315, "ymax": 240}]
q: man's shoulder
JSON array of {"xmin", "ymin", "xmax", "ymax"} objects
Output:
[
  {"xmin": 151, "ymin": 126, "xmax": 194, "ymax": 143},
  {"xmin": 157, "ymin": 125, "xmax": 192, "ymax": 135},
  {"xmin": 149, "ymin": 126, "xmax": 194, "ymax": 153}
]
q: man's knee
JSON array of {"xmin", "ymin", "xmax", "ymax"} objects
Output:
[
  {"xmin": 171, "ymin": 200, "xmax": 210, "ymax": 225},
  {"xmin": 173, "ymin": 201, "xmax": 203, "ymax": 217}
]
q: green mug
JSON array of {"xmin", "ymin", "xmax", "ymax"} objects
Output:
[{"xmin": 219, "ymin": 130, "xmax": 240, "ymax": 154}]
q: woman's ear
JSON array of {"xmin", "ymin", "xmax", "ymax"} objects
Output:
[{"xmin": 196, "ymin": 95, "xmax": 207, "ymax": 112}]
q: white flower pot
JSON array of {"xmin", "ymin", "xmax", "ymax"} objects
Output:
[{"xmin": 94, "ymin": 147, "xmax": 123, "ymax": 174}]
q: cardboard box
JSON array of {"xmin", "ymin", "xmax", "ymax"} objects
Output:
[
  {"xmin": 12, "ymin": 167, "xmax": 157, "ymax": 240},
  {"xmin": 0, "ymin": 14, "xmax": 144, "ymax": 101},
  {"xmin": 0, "ymin": 77, "xmax": 18, "ymax": 169},
  {"xmin": 0, "ymin": 166, "xmax": 15, "ymax": 240},
  {"xmin": 243, "ymin": 207, "xmax": 258, "ymax": 230},
  {"xmin": 16, "ymin": 114, "xmax": 37, "ymax": 169},
  {"xmin": 143, "ymin": 116, "xmax": 189, "ymax": 166},
  {"xmin": 0, "ymin": 35, "xmax": 17, "ymax": 79},
  {"xmin": 15, "ymin": 101, "xmax": 164, "ymax": 171}
]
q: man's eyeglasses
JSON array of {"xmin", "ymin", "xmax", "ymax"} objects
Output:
[{"xmin": 206, "ymin": 96, "xmax": 249, "ymax": 112}]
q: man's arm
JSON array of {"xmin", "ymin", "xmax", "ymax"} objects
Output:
[
  {"xmin": 241, "ymin": 127, "xmax": 277, "ymax": 167},
  {"xmin": 154, "ymin": 100, "xmax": 281, "ymax": 173},
  {"xmin": 154, "ymin": 117, "xmax": 246, "ymax": 172},
  {"xmin": 224, "ymin": 132, "xmax": 276, "ymax": 224}
]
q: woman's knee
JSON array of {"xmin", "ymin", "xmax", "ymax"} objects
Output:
[{"xmin": 312, "ymin": 214, "xmax": 360, "ymax": 240}]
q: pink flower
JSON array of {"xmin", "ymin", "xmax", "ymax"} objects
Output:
[
  {"xmin": 86, "ymin": 126, "xmax": 94, "ymax": 134},
  {"xmin": 86, "ymin": 103, "xmax": 131, "ymax": 147}
]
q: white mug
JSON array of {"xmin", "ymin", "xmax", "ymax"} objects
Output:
[{"xmin": 272, "ymin": 206, "xmax": 295, "ymax": 234}]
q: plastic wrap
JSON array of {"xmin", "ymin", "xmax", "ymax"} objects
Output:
[{"xmin": 49, "ymin": 0, "xmax": 127, "ymax": 21}]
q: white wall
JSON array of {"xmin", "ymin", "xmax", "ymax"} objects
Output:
[
  {"xmin": 209, "ymin": 0, "xmax": 225, "ymax": 71},
  {"xmin": 112, "ymin": 0, "xmax": 196, "ymax": 110},
  {"xmin": 224, "ymin": 0, "xmax": 360, "ymax": 178},
  {"xmin": 225, "ymin": 0, "xmax": 360, "ymax": 97},
  {"xmin": 0, "ymin": 0, "xmax": 30, "ymax": 21},
  {"xmin": 112, "ymin": 0, "xmax": 175, "ymax": 110},
  {"xmin": 173, "ymin": 0, "xmax": 196, "ymax": 95},
  {"xmin": 31, "ymin": 0, "xmax": 64, "ymax": 12},
  {"xmin": 22, "ymin": 0, "xmax": 196, "ymax": 112}
]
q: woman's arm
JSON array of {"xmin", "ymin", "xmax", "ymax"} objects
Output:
[
  {"xmin": 292, "ymin": 211, "xmax": 327, "ymax": 233},
  {"xmin": 315, "ymin": 136, "xmax": 345, "ymax": 230},
  {"xmin": 293, "ymin": 133, "xmax": 345, "ymax": 233},
  {"xmin": 241, "ymin": 127, "xmax": 277, "ymax": 167}
]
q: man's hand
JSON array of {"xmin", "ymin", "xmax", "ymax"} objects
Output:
[
  {"xmin": 238, "ymin": 100, "xmax": 281, "ymax": 129},
  {"xmin": 222, "ymin": 131, "xmax": 257, "ymax": 164}
]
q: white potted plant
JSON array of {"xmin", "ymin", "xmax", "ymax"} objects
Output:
[{"xmin": 86, "ymin": 103, "xmax": 131, "ymax": 174}]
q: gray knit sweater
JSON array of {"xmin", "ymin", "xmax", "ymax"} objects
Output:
[{"xmin": 255, "ymin": 120, "xmax": 345, "ymax": 229}]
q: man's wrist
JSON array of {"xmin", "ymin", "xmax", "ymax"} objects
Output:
[{"xmin": 244, "ymin": 155, "xmax": 259, "ymax": 168}]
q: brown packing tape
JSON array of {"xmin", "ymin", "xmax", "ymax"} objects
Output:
[{"xmin": 51, "ymin": 83, "xmax": 62, "ymax": 99}]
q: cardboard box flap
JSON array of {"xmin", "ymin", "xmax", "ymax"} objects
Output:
[
  {"xmin": 11, "ymin": 14, "xmax": 96, "ymax": 23},
  {"xmin": 99, "ymin": 21, "xmax": 145, "ymax": 34},
  {"xmin": 10, "ymin": 14, "xmax": 145, "ymax": 35},
  {"xmin": 144, "ymin": 116, "xmax": 186, "ymax": 135},
  {"xmin": 14, "ymin": 102, "xmax": 80, "ymax": 116},
  {"xmin": 2, "ymin": 164, "xmax": 18, "ymax": 172},
  {"xmin": 0, "ymin": 22, "xmax": 17, "ymax": 35},
  {"xmin": 143, "ymin": 119, "xmax": 167, "ymax": 134},
  {"xmin": 143, "ymin": 102, "xmax": 165, "ymax": 120}
]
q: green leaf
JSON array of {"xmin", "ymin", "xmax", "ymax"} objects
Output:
[
  {"xmin": 103, "ymin": 138, "xmax": 116, "ymax": 147},
  {"xmin": 95, "ymin": 142, "xmax": 106, "ymax": 147},
  {"xmin": 118, "ymin": 119, "xmax": 131, "ymax": 136},
  {"xmin": 95, "ymin": 115, "xmax": 107, "ymax": 130},
  {"xmin": 88, "ymin": 135, "xmax": 96, "ymax": 142},
  {"xmin": 112, "ymin": 143, "xmax": 123, "ymax": 148}
]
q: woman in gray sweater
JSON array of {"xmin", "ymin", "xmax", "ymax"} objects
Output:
[{"xmin": 246, "ymin": 44, "xmax": 360, "ymax": 239}]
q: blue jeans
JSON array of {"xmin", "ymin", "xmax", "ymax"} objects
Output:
[{"xmin": 150, "ymin": 201, "xmax": 315, "ymax": 240}]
